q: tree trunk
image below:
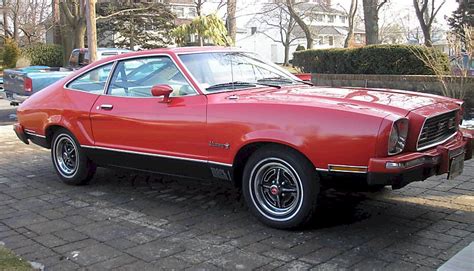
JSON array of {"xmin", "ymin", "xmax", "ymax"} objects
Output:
[
  {"xmin": 86, "ymin": 0, "xmax": 97, "ymax": 62},
  {"xmin": 227, "ymin": 0, "xmax": 236, "ymax": 43},
  {"xmin": 53, "ymin": 0, "xmax": 62, "ymax": 45},
  {"xmin": 362, "ymin": 0, "xmax": 379, "ymax": 45},
  {"xmin": 13, "ymin": 0, "xmax": 20, "ymax": 41},
  {"xmin": 74, "ymin": 23, "xmax": 86, "ymax": 49},
  {"xmin": 286, "ymin": 0, "xmax": 313, "ymax": 49},
  {"xmin": 344, "ymin": 0, "xmax": 358, "ymax": 48},
  {"xmin": 2, "ymin": 0, "xmax": 9, "ymax": 37},
  {"xmin": 129, "ymin": 16, "xmax": 135, "ymax": 50},
  {"xmin": 283, "ymin": 43, "xmax": 290, "ymax": 66},
  {"xmin": 196, "ymin": 0, "xmax": 202, "ymax": 16},
  {"xmin": 413, "ymin": 0, "xmax": 433, "ymax": 47}
]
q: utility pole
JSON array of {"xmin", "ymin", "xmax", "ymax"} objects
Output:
[{"xmin": 85, "ymin": 0, "xmax": 97, "ymax": 62}]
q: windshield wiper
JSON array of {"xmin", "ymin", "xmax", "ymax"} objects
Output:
[
  {"xmin": 258, "ymin": 77, "xmax": 314, "ymax": 86},
  {"xmin": 206, "ymin": 81, "xmax": 281, "ymax": 91}
]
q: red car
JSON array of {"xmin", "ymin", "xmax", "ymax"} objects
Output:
[{"xmin": 13, "ymin": 47, "xmax": 472, "ymax": 229}]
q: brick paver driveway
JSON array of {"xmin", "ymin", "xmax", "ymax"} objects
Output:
[{"xmin": 0, "ymin": 125, "xmax": 473, "ymax": 270}]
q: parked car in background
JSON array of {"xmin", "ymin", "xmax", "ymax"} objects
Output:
[
  {"xmin": 68, "ymin": 48, "xmax": 132, "ymax": 68},
  {"xmin": 2, "ymin": 48, "xmax": 131, "ymax": 105},
  {"xmin": 13, "ymin": 47, "xmax": 473, "ymax": 229}
]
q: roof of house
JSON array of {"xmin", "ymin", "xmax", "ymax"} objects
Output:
[{"xmin": 295, "ymin": 3, "xmax": 346, "ymax": 15}]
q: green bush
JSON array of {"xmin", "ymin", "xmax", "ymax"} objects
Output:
[
  {"xmin": 2, "ymin": 38, "xmax": 21, "ymax": 68},
  {"xmin": 22, "ymin": 43, "xmax": 63, "ymax": 67},
  {"xmin": 295, "ymin": 45, "xmax": 305, "ymax": 51},
  {"xmin": 293, "ymin": 44, "xmax": 451, "ymax": 75}
]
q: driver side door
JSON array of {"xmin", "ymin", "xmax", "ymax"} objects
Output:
[{"xmin": 88, "ymin": 55, "xmax": 209, "ymax": 179}]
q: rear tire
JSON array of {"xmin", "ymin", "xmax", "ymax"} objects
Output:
[
  {"xmin": 51, "ymin": 129, "xmax": 96, "ymax": 185},
  {"xmin": 242, "ymin": 145, "xmax": 319, "ymax": 229}
]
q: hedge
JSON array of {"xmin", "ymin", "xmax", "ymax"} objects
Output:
[
  {"xmin": 293, "ymin": 45, "xmax": 451, "ymax": 75},
  {"xmin": 22, "ymin": 43, "xmax": 63, "ymax": 67}
]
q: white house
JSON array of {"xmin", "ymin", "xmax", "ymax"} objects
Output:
[{"xmin": 235, "ymin": 0, "xmax": 365, "ymax": 64}]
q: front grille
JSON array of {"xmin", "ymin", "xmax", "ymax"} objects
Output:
[{"xmin": 417, "ymin": 110, "xmax": 458, "ymax": 150}]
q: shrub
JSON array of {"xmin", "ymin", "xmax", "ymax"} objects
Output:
[
  {"xmin": 295, "ymin": 45, "xmax": 305, "ymax": 51},
  {"xmin": 2, "ymin": 38, "xmax": 21, "ymax": 68},
  {"xmin": 21, "ymin": 43, "xmax": 63, "ymax": 67},
  {"xmin": 293, "ymin": 44, "xmax": 451, "ymax": 75}
]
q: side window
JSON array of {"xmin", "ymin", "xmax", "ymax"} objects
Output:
[
  {"xmin": 107, "ymin": 56, "xmax": 195, "ymax": 97},
  {"xmin": 67, "ymin": 63, "xmax": 113, "ymax": 93}
]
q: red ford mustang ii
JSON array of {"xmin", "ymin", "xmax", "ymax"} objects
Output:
[{"xmin": 13, "ymin": 47, "xmax": 472, "ymax": 228}]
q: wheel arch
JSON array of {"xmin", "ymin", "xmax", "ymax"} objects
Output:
[
  {"xmin": 44, "ymin": 124, "xmax": 69, "ymax": 149},
  {"xmin": 231, "ymin": 140, "xmax": 316, "ymax": 188}
]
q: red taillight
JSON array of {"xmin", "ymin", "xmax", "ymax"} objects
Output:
[{"xmin": 24, "ymin": 77, "xmax": 32, "ymax": 92}]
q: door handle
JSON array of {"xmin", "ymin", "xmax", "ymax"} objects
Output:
[{"xmin": 99, "ymin": 104, "xmax": 113, "ymax": 110}]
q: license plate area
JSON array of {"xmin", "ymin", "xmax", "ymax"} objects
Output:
[{"xmin": 448, "ymin": 152, "xmax": 465, "ymax": 180}]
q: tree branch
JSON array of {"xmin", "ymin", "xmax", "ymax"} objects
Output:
[
  {"xmin": 59, "ymin": 1, "xmax": 75, "ymax": 26},
  {"xmin": 96, "ymin": 6, "xmax": 155, "ymax": 20}
]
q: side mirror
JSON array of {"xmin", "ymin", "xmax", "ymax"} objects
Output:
[{"xmin": 151, "ymin": 84, "xmax": 173, "ymax": 103}]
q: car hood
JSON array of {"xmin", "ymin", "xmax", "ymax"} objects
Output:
[{"xmin": 229, "ymin": 86, "xmax": 458, "ymax": 117}]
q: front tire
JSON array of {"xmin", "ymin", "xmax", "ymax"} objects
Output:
[
  {"xmin": 51, "ymin": 129, "xmax": 96, "ymax": 185},
  {"xmin": 242, "ymin": 145, "xmax": 320, "ymax": 229}
]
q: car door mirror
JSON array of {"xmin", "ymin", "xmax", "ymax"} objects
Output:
[{"xmin": 151, "ymin": 84, "xmax": 173, "ymax": 103}]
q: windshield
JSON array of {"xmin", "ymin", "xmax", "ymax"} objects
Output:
[{"xmin": 178, "ymin": 52, "xmax": 302, "ymax": 93}]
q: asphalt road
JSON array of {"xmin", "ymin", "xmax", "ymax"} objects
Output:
[{"xmin": 0, "ymin": 99, "xmax": 17, "ymax": 125}]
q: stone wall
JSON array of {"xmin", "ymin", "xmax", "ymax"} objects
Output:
[{"xmin": 311, "ymin": 74, "xmax": 474, "ymax": 118}]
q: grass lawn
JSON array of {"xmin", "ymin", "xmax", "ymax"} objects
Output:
[{"xmin": 0, "ymin": 245, "xmax": 32, "ymax": 271}]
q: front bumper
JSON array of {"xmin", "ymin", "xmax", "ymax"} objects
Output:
[{"xmin": 367, "ymin": 131, "xmax": 472, "ymax": 189}]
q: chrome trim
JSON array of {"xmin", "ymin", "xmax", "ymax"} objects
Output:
[
  {"xmin": 24, "ymin": 130, "xmax": 46, "ymax": 138},
  {"xmin": 388, "ymin": 117, "xmax": 409, "ymax": 156},
  {"xmin": 417, "ymin": 132, "xmax": 458, "ymax": 151},
  {"xmin": 103, "ymin": 60, "xmax": 118, "ymax": 95},
  {"xmin": 328, "ymin": 164, "xmax": 368, "ymax": 174},
  {"xmin": 63, "ymin": 54, "xmax": 199, "ymax": 97},
  {"xmin": 81, "ymin": 145, "xmax": 232, "ymax": 167},
  {"xmin": 416, "ymin": 109, "xmax": 459, "ymax": 151},
  {"xmin": 315, "ymin": 167, "xmax": 329, "ymax": 172}
]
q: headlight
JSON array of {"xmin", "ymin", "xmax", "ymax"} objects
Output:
[{"xmin": 388, "ymin": 118, "xmax": 408, "ymax": 155}]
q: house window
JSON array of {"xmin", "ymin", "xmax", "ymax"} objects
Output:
[
  {"xmin": 315, "ymin": 14, "xmax": 324, "ymax": 22},
  {"xmin": 328, "ymin": 36, "xmax": 334, "ymax": 46},
  {"xmin": 340, "ymin": 16, "xmax": 346, "ymax": 23},
  {"xmin": 173, "ymin": 7, "xmax": 185, "ymax": 18},
  {"xmin": 317, "ymin": 36, "xmax": 323, "ymax": 45},
  {"xmin": 328, "ymin": 15, "xmax": 335, "ymax": 23},
  {"xmin": 188, "ymin": 7, "xmax": 197, "ymax": 18}
]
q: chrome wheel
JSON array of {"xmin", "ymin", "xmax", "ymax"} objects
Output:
[
  {"xmin": 249, "ymin": 158, "xmax": 303, "ymax": 222},
  {"xmin": 53, "ymin": 134, "xmax": 78, "ymax": 177}
]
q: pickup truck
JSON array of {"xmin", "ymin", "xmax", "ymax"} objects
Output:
[{"xmin": 1, "ymin": 48, "xmax": 131, "ymax": 105}]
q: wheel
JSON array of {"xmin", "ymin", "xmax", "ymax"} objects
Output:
[
  {"xmin": 51, "ymin": 129, "xmax": 96, "ymax": 185},
  {"xmin": 242, "ymin": 145, "xmax": 320, "ymax": 229}
]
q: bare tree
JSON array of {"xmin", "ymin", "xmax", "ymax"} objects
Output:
[
  {"xmin": 344, "ymin": 0, "xmax": 358, "ymax": 47},
  {"xmin": 286, "ymin": 0, "xmax": 313, "ymax": 49},
  {"xmin": 1, "ymin": 0, "xmax": 51, "ymax": 45},
  {"xmin": 227, "ymin": 0, "xmax": 236, "ymax": 42},
  {"xmin": 362, "ymin": 0, "xmax": 388, "ymax": 44},
  {"xmin": 60, "ymin": 0, "xmax": 86, "ymax": 49},
  {"xmin": 255, "ymin": 2, "xmax": 303, "ymax": 65},
  {"xmin": 413, "ymin": 0, "xmax": 446, "ymax": 47},
  {"xmin": 53, "ymin": 0, "xmax": 61, "ymax": 45},
  {"xmin": 2, "ymin": 0, "xmax": 11, "ymax": 38}
]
